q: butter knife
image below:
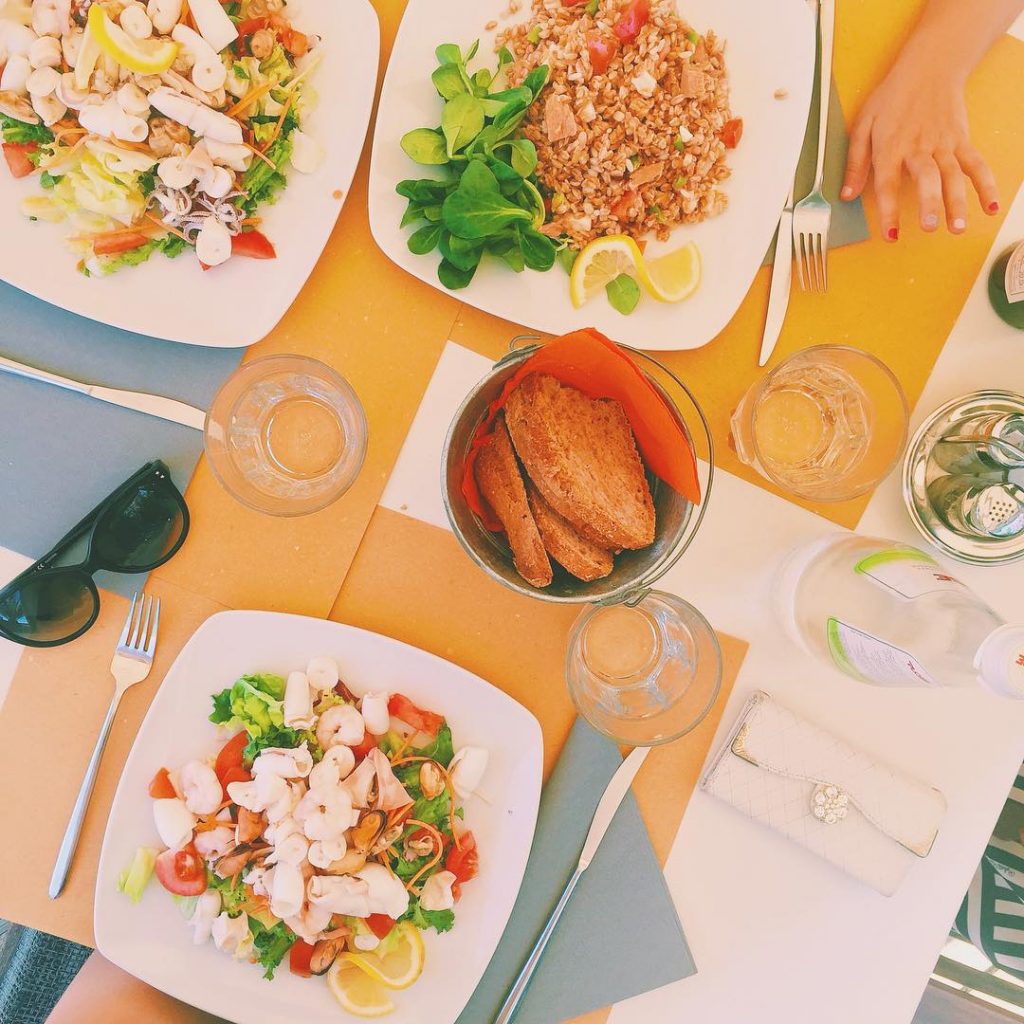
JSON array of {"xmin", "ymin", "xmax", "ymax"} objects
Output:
[
  {"xmin": 495, "ymin": 745, "xmax": 651, "ymax": 1024},
  {"xmin": 758, "ymin": 183, "xmax": 795, "ymax": 367},
  {"xmin": 0, "ymin": 355, "xmax": 206, "ymax": 431}
]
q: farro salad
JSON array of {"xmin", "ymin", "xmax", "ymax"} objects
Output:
[
  {"xmin": 0, "ymin": 0, "xmax": 324, "ymax": 276},
  {"xmin": 118, "ymin": 657, "xmax": 488, "ymax": 1017},
  {"xmin": 397, "ymin": 0, "xmax": 742, "ymax": 316}
]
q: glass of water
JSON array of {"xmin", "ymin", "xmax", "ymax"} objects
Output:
[
  {"xmin": 565, "ymin": 592, "xmax": 722, "ymax": 746},
  {"xmin": 205, "ymin": 355, "xmax": 368, "ymax": 517},
  {"xmin": 729, "ymin": 345, "xmax": 908, "ymax": 502}
]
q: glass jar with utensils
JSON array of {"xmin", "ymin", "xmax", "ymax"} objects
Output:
[
  {"xmin": 441, "ymin": 336, "xmax": 721, "ymax": 746},
  {"xmin": 904, "ymin": 391, "xmax": 1024, "ymax": 565}
]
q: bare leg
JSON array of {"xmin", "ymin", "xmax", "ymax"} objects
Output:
[{"xmin": 46, "ymin": 953, "xmax": 229, "ymax": 1024}]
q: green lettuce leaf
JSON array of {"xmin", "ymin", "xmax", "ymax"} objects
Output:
[
  {"xmin": 250, "ymin": 919, "xmax": 296, "ymax": 980},
  {"xmin": 401, "ymin": 896, "xmax": 454, "ymax": 934}
]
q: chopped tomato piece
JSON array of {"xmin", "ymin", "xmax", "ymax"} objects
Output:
[
  {"xmin": 612, "ymin": 0, "xmax": 649, "ymax": 43},
  {"xmin": 586, "ymin": 31, "xmax": 618, "ymax": 75},
  {"xmin": 387, "ymin": 694, "xmax": 445, "ymax": 737},
  {"xmin": 148, "ymin": 767, "xmax": 177, "ymax": 799},
  {"xmin": 218, "ymin": 764, "xmax": 252, "ymax": 800},
  {"xmin": 231, "ymin": 230, "xmax": 276, "ymax": 260},
  {"xmin": 289, "ymin": 940, "xmax": 316, "ymax": 978},
  {"xmin": 281, "ymin": 28, "xmax": 308, "ymax": 57},
  {"xmin": 235, "ymin": 16, "xmax": 268, "ymax": 36},
  {"xmin": 3, "ymin": 142, "xmax": 37, "ymax": 179},
  {"xmin": 445, "ymin": 831, "xmax": 479, "ymax": 885},
  {"xmin": 350, "ymin": 732, "xmax": 379, "ymax": 762},
  {"xmin": 366, "ymin": 914, "xmax": 396, "ymax": 940},
  {"xmin": 721, "ymin": 117, "xmax": 743, "ymax": 149},
  {"xmin": 93, "ymin": 230, "xmax": 150, "ymax": 256},
  {"xmin": 610, "ymin": 189, "xmax": 637, "ymax": 221},
  {"xmin": 215, "ymin": 731, "xmax": 249, "ymax": 777},
  {"xmin": 154, "ymin": 844, "xmax": 208, "ymax": 897}
]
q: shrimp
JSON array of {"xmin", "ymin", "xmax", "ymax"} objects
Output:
[
  {"xmin": 308, "ymin": 744, "xmax": 355, "ymax": 792},
  {"xmin": 316, "ymin": 703, "xmax": 365, "ymax": 750},
  {"xmin": 294, "ymin": 786, "xmax": 356, "ymax": 842},
  {"xmin": 179, "ymin": 760, "xmax": 222, "ymax": 815}
]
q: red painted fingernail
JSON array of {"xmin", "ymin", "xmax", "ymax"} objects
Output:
[
  {"xmin": 886, "ymin": 227, "xmax": 899, "ymax": 241},
  {"xmin": 988, "ymin": 201, "xmax": 1000, "ymax": 213}
]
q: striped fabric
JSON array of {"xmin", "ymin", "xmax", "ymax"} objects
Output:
[{"xmin": 957, "ymin": 770, "xmax": 1024, "ymax": 976}]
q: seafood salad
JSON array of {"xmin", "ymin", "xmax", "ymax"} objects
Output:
[
  {"xmin": 0, "ymin": 0, "xmax": 324, "ymax": 275},
  {"xmin": 119, "ymin": 656, "xmax": 487, "ymax": 1017}
]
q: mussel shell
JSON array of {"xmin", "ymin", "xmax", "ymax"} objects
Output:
[
  {"xmin": 309, "ymin": 938, "xmax": 344, "ymax": 976},
  {"xmin": 350, "ymin": 809, "xmax": 387, "ymax": 852},
  {"xmin": 419, "ymin": 761, "xmax": 446, "ymax": 800}
]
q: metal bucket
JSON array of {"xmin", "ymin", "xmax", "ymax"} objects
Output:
[{"xmin": 440, "ymin": 340, "xmax": 714, "ymax": 605}]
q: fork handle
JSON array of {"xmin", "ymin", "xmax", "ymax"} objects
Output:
[
  {"xmin": 49, "ymin": 691, "xmax": 121, "ymax": 899},
  {"xmin": 813, "ymin": 0, "xmax": 835, "ymax": 190}
]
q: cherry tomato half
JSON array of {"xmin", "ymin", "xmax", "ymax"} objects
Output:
[{"xmin": 154, "ymin": 844, "xmax": 208, "ymax": 897}]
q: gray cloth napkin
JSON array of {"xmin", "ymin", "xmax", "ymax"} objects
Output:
[
  {"xmin": 762, "ymin": 84, "xmax": 869, "ymax": 265},
  {"xmin": 457, "ymin": 719, "xmax": 695, "ymax": 1024},
  {"xmin": 0, "ymin": 281, "xmax": 241, "ymax": 597}
]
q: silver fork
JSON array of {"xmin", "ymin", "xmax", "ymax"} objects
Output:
[
  {"xmin": 49, "ymin": 592, "xmax": 161, "ymax": 899},
  {"xmin": 793, "ymin": 0, "xmax": 835, "ymax": 292}
]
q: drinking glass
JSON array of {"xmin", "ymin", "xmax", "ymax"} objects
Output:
[
  {"xmin": 205, "ymin": 355, "xmax": 368, "ymax": 516},
  {"xmin": 565, "ymin": 592, "xmax": 722, "ymax": 746},
  {"xmin": 729, "ymin": 345, "xmax": 908, "ymax": 502}
]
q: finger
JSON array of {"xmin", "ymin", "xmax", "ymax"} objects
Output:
[
  {"xmin": 841, "ymin": 116, "xmax": 874, "ymax": 201},
  {"xmin": 956, "ymin": 143, "xmax": 1000, "ymax": 215},
  {"xmin": 905, "ymin": 154, "xmax": 943, "ymax": 232},
  {"xmin": 873, "ymin": 158, "xmax": 902, "ymax": 242},
  {"xmin": 935, "ymin": 151, "xmax": 969, "ymax": 233}
]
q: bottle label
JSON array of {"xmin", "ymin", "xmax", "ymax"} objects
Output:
[
  {"xmin": 1007, "ymin": 240, "xmax": 1024, "ymax": 305},
  {"xmin": 854, "ymin": 548, "xmax": 965, "ymax": 601},
  {"xmin": 827, "ymin": 618, "xmax": 937, "ymax": 687}
]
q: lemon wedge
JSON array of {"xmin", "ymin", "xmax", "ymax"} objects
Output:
[
  {"xmin": 327, "ymin": 960, "xmax": 395, "ymax": 1018},
  {"xmin": 639, "ymin": 241, "xmax": 702, "ymax": 302},
  {"xmin": 87, "ymin": 4, "xmax": 179, "ymax": 75},
  {"xmin": 342, "ymin": 922, "xmax": 425, "ymax": 990},
  {"xmin": 569, "ymin": 234, "xmax": 644, "ymax": 309},
  {"xmin": 569, "ymin": 234, "xmax": 702, "ymax": 308}
]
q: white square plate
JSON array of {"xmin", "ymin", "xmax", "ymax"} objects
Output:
[
  {"xmin": 369, "ymin": 0, "xmax": 815, "ymax": 351},
  {"xmin": 95, "ymin": 610, "xmax": 543, "ymax": 1024},
  {"xmin": 0, "ymin": 0, "xmax": 379, "ymax": 348}
]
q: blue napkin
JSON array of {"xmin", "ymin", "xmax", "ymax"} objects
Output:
[
  {"xmin": 0, "ymin": 282, "xmax": 242, "ymax": 597},
  {"xmin": 457, "ymin": 720, "xmax": 695, "ymax": 1024}
]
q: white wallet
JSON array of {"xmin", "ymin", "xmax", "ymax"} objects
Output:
[{"xmin": 700, "ymin": 691, "xmax": 947, "ymax": 896}]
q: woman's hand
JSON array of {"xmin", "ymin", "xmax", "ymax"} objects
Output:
[{"xmin": 841, "ymin": 53, "xmax": 999, "ymax": 241}]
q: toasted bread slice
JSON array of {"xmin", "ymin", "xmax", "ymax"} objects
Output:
[
  {"xmin": 474, "ymin": 417, "xmax": 553, "ymax": 588},
  {"xmin": 504, "ymin": 374, "xmax": 656, "ymax": 550},
  {"xmin": 527, "ymin": 484, "xmax": 614, "ymax": 582}
]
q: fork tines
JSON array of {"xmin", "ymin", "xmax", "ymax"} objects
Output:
[{"xmin": 118, "ymin": 591, "xmax": 160, "ymax": 659}]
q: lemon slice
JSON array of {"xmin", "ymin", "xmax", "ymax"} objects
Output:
[
  {"xmin": 88, "ymin": 4, "xmax": 179, "ymax": 75},
  {"xmin": 569, "ymin": 234, "xmax": 644, "ymax": 309},
  {"xmin": 343, "ymin": 923, "xmax": 424, "ymax": 990},
  {"xmin": 327, "ymin": 960, "xmax": 395, "ymax": 1018},
  {"xmin": 639, "ymin": 241, "xmax": 702, "ymax": 302}
]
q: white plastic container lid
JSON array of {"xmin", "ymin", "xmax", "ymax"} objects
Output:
[{"xmin": 975, "ymin": 625, "xmax": 1024, "ymax": 698}]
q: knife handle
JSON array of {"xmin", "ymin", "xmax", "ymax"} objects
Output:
[{"xmin": 495, "ymin": 868, "xmax": 584, "ymax": 1024}]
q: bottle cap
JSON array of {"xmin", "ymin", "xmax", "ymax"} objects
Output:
[{"xmin": 975, "ymin": 625, "xmax": 1024, "ymax": 698}]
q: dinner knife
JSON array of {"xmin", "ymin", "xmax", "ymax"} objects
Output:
[
  {"xmin": 758, "ymin": 183, "xmax": 796, "ymax": 367},
  {"xmin": 494, "ymin": 745, "xmax": 651, "ymax": 1024},
  {"xmin": 0, "ymin": 355, "xmax": 207, "ymax": 431}
]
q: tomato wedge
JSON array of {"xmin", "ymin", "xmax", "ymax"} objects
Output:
[
  {"xmin": 366, "ymin": 914, "xmax": 396, "ymax": 940},
  {"xmin": 289, "ymin": 940, "xmax": 316, "ymax": 978},
  {"xmin": 154, "ymin": 844, "xmax": 208, "ymax": 897},
  {"xmin": 387, "ymin": 694, "xmax": 444, "ymax": 737},
  {"xmin": 445, "ymin": 831, "xmax": 479, "ymax": 885},
  {"xmin": 587, "ymin": 31, "xmax": 618, "ymax": 75},
  {"xmin": 218, "ymin": 763, "xmax": 252, "ymax": 800},
  {"xmin": 3, "ymin": 142, "xmax": 37, "ymax": 179},
  {"xmin": 721, "ymin": 117, "xmax": 743, "ymax": 149},
  {"xmin": 148, "ymin": 767, "xmax": 177, "ymax": 799},
  {"xmin": 215, "ymin": 731, "xmax": 248, "ymax": 777},
  {"xmin": 231, "ymin": 229, "xmax": 276, "ymax": 260},
  {"xmin": 612, "ymin": 0, "xmax": 649, "ymax": 43},
  {"xmin": 93, "ymin": 230, "xmax": 150, "ymax": 256},
  {"xmin": 349, "ymin": 732, "xmax": 379, "ymax": 762}
]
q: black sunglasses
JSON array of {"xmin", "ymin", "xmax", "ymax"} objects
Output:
[{"xmin": 0, "ymin": 461, "xmax": 189, "ymax": 648}]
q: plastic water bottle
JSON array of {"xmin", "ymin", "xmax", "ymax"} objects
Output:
[{"xmin": 774, "ymin": 534, "xmax": 1024, "ymax": 696}]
